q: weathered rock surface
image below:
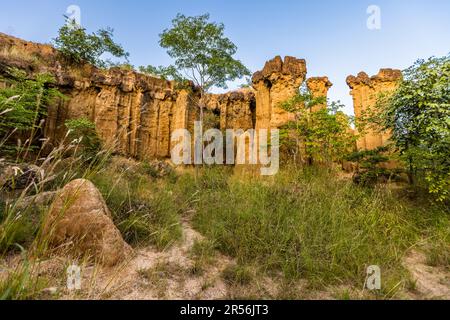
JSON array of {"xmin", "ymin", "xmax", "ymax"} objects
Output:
[
  {"xmin": 205, "ymin": 88, "xmax": 256, "ymax": 130},
  {"xmin": 0, "ymin": 33, "xmax": 199, "ymax": 160},
  {"xmin": 1, "ymin": 32, "xmax": 403, "ymax": 161},
  {"xmin": 347, "ymin": 69, "xmax": 402, "ymax": 150},
  {"xmin": 15, "ymin": 191, "xmax": 57, "ymax": 211},
  {"xmin": 43, "ymin": 179, "xmax": 131, "ymax": 266},
  {"xmin": 307, "ymin": 77, "xmax": 333, "ymax": 112}
]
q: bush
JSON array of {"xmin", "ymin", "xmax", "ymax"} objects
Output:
[
  {"xmin": 0, "ymin": 69, "xmax": 63, "ymax": 156},
  {"xmin": 376, "ymin": 55, "xmax": 450, "ymax": 202},
  {"xmin": 346, "ymin": 146, "xmax": 400, "ymax": 186},
  {"xmin": 279, "ymin": 86, "xmax": 356, "ymax": 166},
  {"xmin": 65, "ymin": 118, "xmax": 101, "ymax": 161}
]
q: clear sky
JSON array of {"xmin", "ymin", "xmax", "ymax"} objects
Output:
[{"xmin": 1, "ymin": 0, "xmax": 449, "ymax": 115}]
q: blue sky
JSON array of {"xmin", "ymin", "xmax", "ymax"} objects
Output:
[{"xmin": 1, "ymin": 0, "xmax": 449, "ymax": 115}]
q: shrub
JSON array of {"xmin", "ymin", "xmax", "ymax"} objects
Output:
[
  {"xmin": 365, "ymin": 55, "xmax": 450, "ymax": 201},
  {"xmin": 65, "ymin": 118, "xmax": 101, "ymax": 161},
  {"xmin": 279, "ymin": 86, "xmax": 356, "ymax": 166},
  {"xmin": 346, "ymin": 146, "xmax": 400, "ymax": 186}
]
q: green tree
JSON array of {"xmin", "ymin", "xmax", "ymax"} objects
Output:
[
  {"xmin": 0, "ymin": 68, "xmax": 63, "ymax": 157},
  {"xmin": 53, "ymin": 18, "xmax": 129, "ymax": 68},
  {"xmin": 279, "ymin": 85, "xmax": 356, "ymax": 166},
  {"xmin": 140, "ymin": 13, "xmax": 251, "ymax": 124},
  {"xmin": 65, "ymin": 118, "xmax": 101, "ymax": 161},
  {"xmin": 382, "ymin": 55, "xmax": 450, "ymax": 201}
]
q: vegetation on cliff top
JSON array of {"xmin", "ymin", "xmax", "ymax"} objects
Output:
[
  {"xmin": 53, "ymin": 18, "xmax": 129, "ymax": 68},
  {"xmin": 139, "ymin": 13, "xmax": 251, "ymax": 125}
]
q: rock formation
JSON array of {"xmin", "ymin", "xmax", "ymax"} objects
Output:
[
  {"xmin": 252, "ymin": 56, "xmax": 307, "ymax": 129},
  {"xmin": 205, "ymin": 89, "xmax": 256, "ymax": 131},
  {"xmin": 43, "ymin": 179, "xmax": 132, "ymax": 266},
  {"xmin": 307, "ymin": 77, "xmax": 333, "ymax": 111},
  {"xmin": 0, "ymin": 33, "xmax": 202, "ymax": 160},
  {"xmin": 347, "ymin": 69, "xmax": 402, "ymax": 150}
]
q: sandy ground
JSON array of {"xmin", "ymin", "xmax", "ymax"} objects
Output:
[{"xmin": 403, "ymin": 250, "xmax": 450, "ymax": 299}]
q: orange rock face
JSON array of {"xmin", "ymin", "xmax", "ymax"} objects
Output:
[
  {"xmin": 347, "ymin": 69, "xmax": 402, "ymax": 150},
  {"xmin": 307, "ymin": 77, "xmax": 333, "ymax": 112},
  {"xmin": 0, "ymin": 33, "xmax": 198, "ymax": 159},
  {"xmin": 252, "ymin": 56, "xmax": 307, "ymax": 129}
]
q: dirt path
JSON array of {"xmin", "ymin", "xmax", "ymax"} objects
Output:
[
  {"xmin": 5, "ymin": 219, "xmax": 449, "ymax": 300},
  {"xmin": 404, "ymin": 250, "xmax": 450, "ymax": 300},
  {"xmin": 57, "ymin": 218, "xmax": 234, "ymax": 300}
]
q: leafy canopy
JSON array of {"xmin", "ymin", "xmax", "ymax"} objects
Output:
[
  {"xmin": 140, "ymin": 14, "xmax": 250, "ymax": 92},
  {"xmin": 384, "ymin": 55, "xmax": 450, "ymax": 201},
  {"xmin": 53, "ymin": 18, "xmax": 129, "ymax": 68}
]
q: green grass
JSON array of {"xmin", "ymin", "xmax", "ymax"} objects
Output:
[
  {"xmin": 1, "ymin": 147, "xmax": 448, "ymax": 300},
  {"xmin": 0, "ymin": 204, "xmax": 35, "ymax": 255},
  {"xmin": 91, "ymin": 160, "xmax": 182, "ymax": 249},
  {"xmin": 0, "ymin": 255, "xmax": 48, "ymax": 300},
  {"xmin": 175, "ymin": 166, "xmax": 450, "ymax": 297}
]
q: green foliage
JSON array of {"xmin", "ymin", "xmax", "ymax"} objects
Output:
[
  {"xmin": 65, "ymin": 118, "xmax": 101, "ymax": 160},
  {"xmin": 222, "ymin": 264, "xmax": 254, "ymax": 286},
  {"xmin": 0, "ymin": 256, "xmax": 47, "ymax": 300},
  {"xmin": 279, "ymin": 85, "xmax": 356, "ymax": 165},
  {"xmin": 112, "ymin": 63, "xmax": 136, "ymax": 71},
  {"xmin": 346, "ymin": 146, "xmax": 397, "ymax": 186},
  {"xmin": 138, "ymin": 65, "xmax": 180, "ymax": 81},
  {"xmin": 382, "ymin": 55, "xmax": 450, "ymax": 201},
  {"xmin": 0, "ymin": 68, "xmax": 63, "ymax": 155},
  {"xmin": 0, "ymin": 204, "xmax": 37, "ymax": 255},
  {"xmin": 53, "ymin": 18, "xmax": 129, "ymax": 68},
  {"xmin": 91, "ymin": 163, "xmax": 182, "ymax": 248},
  {"xmin": 151, "ymin": 13, "xmax": 250, "ymax": 92}
]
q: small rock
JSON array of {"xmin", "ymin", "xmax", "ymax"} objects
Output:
[{"xmin": 43, "ymin": 179, "xmax": 132, "ymax": 267}]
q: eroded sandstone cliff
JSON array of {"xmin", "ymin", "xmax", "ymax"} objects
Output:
[
  {"xmin": 307, "ymin": 77, "xmax": 333, "ymax": 112},
  {"xmin": 252, "ymin": 56, "xmax": 307, "ymax": 129},
  {"xmin": 347, "ymin": 69, "xmax": 402, "ymax": 150},
  {"xmin": 1, "ymin": 32, "xmax": 399, "ymax": 162},
  {"xmin": 205, "ymin": 89, "xmax": 256, "ymax": 131}
]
